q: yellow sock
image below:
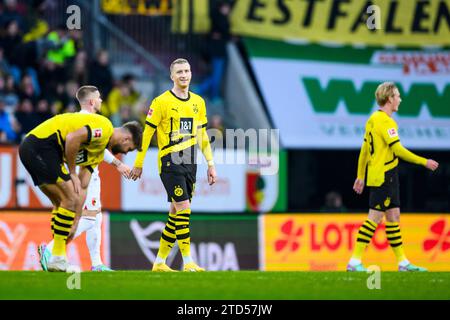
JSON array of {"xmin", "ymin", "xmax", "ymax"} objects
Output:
[
  {"xmin": 157, "ymin": 212, "xmax": 177, "ymax": 260},
  {"xmin": 385, "ymin": 221, "xmax": 407, "ymax": 263},
  {"xmin": 351, "ymin": 219, "xmax": 378, "ymax": 260},
  {"xmin": 51, "ymin": 207, "xmax": 75, "ymax": 257},
  {"xmin": 175, "ymin": 208, "xmax": 191, "ymax": 257}
]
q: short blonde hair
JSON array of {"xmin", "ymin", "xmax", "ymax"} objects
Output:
[
  {"xmin": 76, "ymin": 85, "xmax": 98, "ymax": 103},
  {"xmin": 375, "ymin": 82, "xmax": 397, "ymax": 106},
  {"xmin": 170, "ymin": 58, "xmax": 189, "ymax": 74}
]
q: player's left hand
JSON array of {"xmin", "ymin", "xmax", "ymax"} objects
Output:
[
  {"xmin": 130, "ymin": 167, "xmax": 143, "ymax": 181},
  {"xmin": 207, "ymin": 165, "xmax": 217, "ymax": 185}
]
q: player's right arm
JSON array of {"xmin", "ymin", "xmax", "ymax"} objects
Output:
[
  {"xmin": 354, "ymin": 127, "xmax": 370, "ymax": 194},
  {"xmin": 130, "ymin": 98, "xmax": 161, "ymax": 180},
  {"xmin": 65, "ymin": 126, "xmax": 90, "ymax": 194}
]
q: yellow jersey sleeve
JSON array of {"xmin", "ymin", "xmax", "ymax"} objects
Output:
[
  {"xmin": 199, "ymin": 98, "xmax": 208, "ymax": 127},
  {"xmin": 378, "ymin": 117, "xmax": 426, "ymax": 166},
  {"xmin": 356, "ymin": 133, "xmax": 370, "ymax": 180},
  {"xmin": 133, "ymin": 99, "xmax": 160, "ymax": 168},
  {"xmin": 377, "ymin": 118, "xmax": 400, "ymax": 147},
  {"xmin": 145, "ymin": 98, "xmax": 163, "ymax": 128}
]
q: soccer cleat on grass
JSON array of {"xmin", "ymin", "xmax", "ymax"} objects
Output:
[
  {"xmin": 398, "ymin": 263, "xmax": 427, "ymax": 272},
  {"xmin": 38, "ymin": 244, "xmax": 51, "ymax": 271},
  {"xmin": 152, "ymin": 262, "xmax": 177, "ymax": 272},
  {"xmin": 91, "ymin": 264, "xmax": 114, "ymax": 272},
  {"xmin": 183, "ymin": 262, "xmax": 205, "ymax": 272},
  {"xmin": 346, "ymin": 263, "xmax": 367, "ymax": 272},
  {"xmin": 47, "ymin": 257, "xmax": 72, "ymax": 272}
]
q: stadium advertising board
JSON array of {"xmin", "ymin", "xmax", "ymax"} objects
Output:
[
  {"xmin": 1, "ymin": 147, "xmax": 286, "ymax": 212},
  {"xmin": 110, "ymin": 214, "xmax": 259, "ymax": 270},
  {"xmin": 262, "ymin": 214, "xmax": 450, "ymax": 271},
  {"xmin": 0, "ymin": 146, "xmax": 121, "ymax": 210},
  {"xmin": 121, "ymin": 149, "xmax": 285, "ymax": 212},
  {"xmin": 231, "ymin": 0, "xmax": 450, "ymax": 47},
  {"xmin": 0, "ymin": 212, "xmax": 110, "ymax": 271},
  {"xmin": 246, "ymin": 38, "xmax": 450, "ymax": 149}
]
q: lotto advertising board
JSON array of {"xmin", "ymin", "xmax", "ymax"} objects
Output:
[
  {"xmin": 246, "ymin": 38, "xmax": 450, "ymax": 149},
  {"xmin": 109, "ymin": 214, "xmax": 259, "ymax": 271},
  {"xmin": 262, "ymin": 214, "xmax": 450, "ymax": 271},
  {"xmin": 0, "ymin": 212, "xmax": 110, "ymax": 271}
]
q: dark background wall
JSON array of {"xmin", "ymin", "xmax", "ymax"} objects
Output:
[{"xmin": 288, "ymin": 150, "xmax": 450, "ymax": 212}]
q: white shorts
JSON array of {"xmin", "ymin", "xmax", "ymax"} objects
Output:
[{"xmin": 83, "ymin": 167, "xmax": 101, "ymax": 211}]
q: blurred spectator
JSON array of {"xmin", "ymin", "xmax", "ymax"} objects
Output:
[
  {"xmin": 320, "ymin": 191, "xmax": 347, "ymax": 213},
  {"xmin": 88, "ymin": 49, "xmax": 113, "ymax": 98},
  {"xmin": 14, "ymin": 98, "xmax": 38, "ymax": 142},
  {"xmin": 0, "ymin": 97, "xmax": 18, "ymax": 143},
  {"xmin": 38, "ymin": 59, "xmax": 62, "ymax": 101},
  {"xmin": 35, "ymin": 98, "xmax": 52, "ymax": 123},
  {"xmin": 3, "ymin": 74, "xmax": 19, "ymax": 110},
  {"xmin": 207, "ymin": 113, "xmax": 225, "ymax": 148},
  {"xmin": 196, "ymin": 0, "xmax": 231, "ymax": 105},
  {"xmin": 105, "ymin": 74, "xmax": 140, "ymax": 126},
  {"xmin": 71, "ymin": 50, "xmax": 88, "ymax": 84},
  {"xmin": 46, "ymin": 25, "xmax": 75, "ymax": 66},
  {"xmin": 0, "ymin": 0, "xmax": 26, "ymax": 33},
  {"xmin": 18, "ymin": 74, "xmax": 39, "ymax": 105},
  {"xmin": 0, "ymin": 48, "xmax": 12, "ymax": 77},
  {"xmin": 22, "ymin": 0, "xmax": 49, "ymax": 43},
  {"xmin": 0, "ymin": 20, "xmax": 22, "ymax": 81}
]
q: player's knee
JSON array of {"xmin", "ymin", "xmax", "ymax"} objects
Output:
[{"xmin": 62, "ymin": 193, "xmax": 79, "ymax": 211}]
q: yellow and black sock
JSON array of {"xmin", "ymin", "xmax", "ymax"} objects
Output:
[
  {"xmin": 175, "ymin": 208, "xmax": 191, "ymax": 257},
  {"xmin": 51, "ymin": 207, "xmax": 75, "ymax": 257},
  {"xmin": 50, "ymin": 208, "xmax": 58, "ymax": 232},
  {"xmin": 385, "ymin": 221, "xmax": 407, "ymax": 263},
  {"xmin": 351, "ymin": 219, "xmax": 378, "ymax": 261},
  {"xmin": 157, "ymin": 212, "xmax": 177, "ymax": 260}
]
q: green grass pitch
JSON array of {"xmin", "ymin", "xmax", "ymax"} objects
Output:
[{"xmin": 1, "ymin": 271, "xmax": 449, "ymax": 300}]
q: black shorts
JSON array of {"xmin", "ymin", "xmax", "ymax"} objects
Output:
[
  {"xmin": 160, "ymin": 153, "xmax": 197, "ymax": 203},
  {"xmin": 369, "ymin": 167, "xmax": 400, "ymax": 211},
  {"xmin": 18, "ymin": 134, "xmax": 70, "ymax": 186}
]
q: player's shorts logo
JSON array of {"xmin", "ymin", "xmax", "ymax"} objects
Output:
[
  {"xmin": 384, "ymin": 197, "xmax": 391, "ymax": 207},
  {"xmin": 174, "ymin": 185, "xmax": 183, "ymax": 197}
]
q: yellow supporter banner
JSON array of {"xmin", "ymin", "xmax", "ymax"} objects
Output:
[
  {"xmin": 263, "ymin": 214, "xmax": 450, "ymax": 271},
  {"xmin": 101, "ymin": 0, "xmax": 172, "ymax": 15},
  {"xmin": 231, "ymin": 0, "xmax": 450, "ymax": 47}
]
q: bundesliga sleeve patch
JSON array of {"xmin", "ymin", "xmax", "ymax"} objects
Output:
[
  {"xmin": 147, "ymin": 108, "xmax": 153, "ymax": 117},
  {"xmin": 387, "ymin": 128, "xmax": 398, "ymax": 138},
  {"xmin": 93, "ymin": 128, "xmax": 103, "ymax": 139}
]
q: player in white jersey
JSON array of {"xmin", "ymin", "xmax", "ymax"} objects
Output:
[{"xmin": 38, "ymin": 86, "xmax": 131, "ymax": 271}]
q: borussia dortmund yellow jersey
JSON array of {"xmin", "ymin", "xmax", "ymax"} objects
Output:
[
  {"xmin": 135, "ymin": 90, "xmax": 209, "ymax": 171},
  {"xmin": 357, "ymin": 110, "xmax": 426, "ymax": 186},
  {"xmin": 28, "ymin": 112, "xmax": 113, "ymax": 168}
]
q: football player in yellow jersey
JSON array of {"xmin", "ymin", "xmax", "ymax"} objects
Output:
[
  {"xmin": 130, "ymin": 58, "xmax": 217, "ymax": 272},
  {"xmin": 18, "ymin": 86, "xmax": 143, "ymax": 272},
  {"xmin": 347, "ymin": 82, "xmax": 439, "ymax": 272}
]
